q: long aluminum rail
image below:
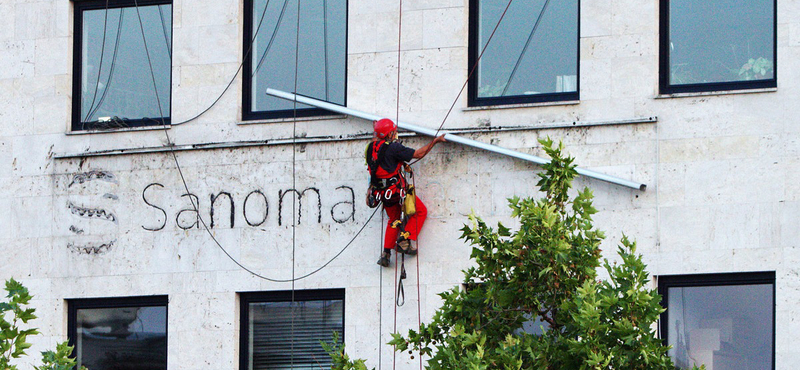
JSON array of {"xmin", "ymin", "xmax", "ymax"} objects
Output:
[{"xmin": 266, "ymin": 88, "xmax": 646, "ymax": 191}]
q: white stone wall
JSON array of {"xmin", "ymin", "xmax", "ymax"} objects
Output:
[{"xmin": 1, "ymin": 0, "xmax": 799, "ymax": 368}]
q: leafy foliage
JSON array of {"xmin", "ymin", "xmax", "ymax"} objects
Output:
[
  {"xmin": 0, "ymin": 278, "xmax": 86, "ymax": 370},
  {"xmin": 737, "ymin": 57, "xmax": 774, "ymax": 81},
  {"xmin": 330, "ymin": 139, "xmax": 701, "ymax": 369}
]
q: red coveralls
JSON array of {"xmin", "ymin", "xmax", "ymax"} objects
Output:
[
  {"xmin": 366, "ymin": 140, "xmax": 428, "ymax": 250},
  {"xmin": 383, "ymin": 197, "xmax": 427, "ymax": 251}
]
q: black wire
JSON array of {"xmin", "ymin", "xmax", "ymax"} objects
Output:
[
  {"xmin": 131, "ymin": 0, "xmax": 382, "ymax": 284},
  {"xmin": 85, "ymin": 8, "xmax": 125, "ymax": 123},
  {"xmin": 407, "ymin": 0, "xmax": 515, "ymax": 166},
  {"xmin": 171, "ymin": 0, "xmax": 273, "ymax": 126},
  {"xmin": 291, "ymin": 0, "xmax": 301, "ymax": 365},
  {"xmin": 252, "ymin": 0, "xmax": 291, "ymax": 77},
  {"xmin": 323, "ymin": 0, "xmax": 329, "ymax": 101},
  {"xmin": 157, "ymin": 5, "xmax": 172, "ymax": 58},
  {"xmin": 501, "ymin": 0, "xmax": 551, "ymax": 97},
  {"xmin": 82, "ymin": 0, "xmax": 110, "ymax": 125}
]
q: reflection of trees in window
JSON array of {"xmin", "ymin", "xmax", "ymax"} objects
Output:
[
  {"xmin": 469, "ymin": 0, "xmax": 578, "ymax": 106},
  {"xmin": 659, "ymin": 272, "xmax": 774, "ymax": 370},
  {"xmin": 70, "ymin": 297, "xmax": 168, "ymax": 370},
  {"xmin": 662, "ymin": 0, "xmax": 775, "ymax": 93},
  {"xmin": 244, "ymin": 0, "xmax": 347, "ymax": 120},
  {"xmin": 74, "ymin": 1, "xmax": 172, "ymax": 131}
]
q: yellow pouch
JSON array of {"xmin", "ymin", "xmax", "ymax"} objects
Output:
[{"xmin": 404, "ymin": 185, "xmax": 416, "ymax": 216}]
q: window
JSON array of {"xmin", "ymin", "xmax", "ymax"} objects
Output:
[
  {"xmin": 67, "ymin": 296, "xmax": 168, "ymax": 369},
  {"xmin": 243, "ymin": 0, "xmax": 347, "ymax": 120},
  {"xmin": 240, "ymin": 289, "xmax": 344, "ymax": 369},
  {"xmin": 72, "ymin": 0, "xmax": 172, "ymax": 131},
  {"xmin": 658, "ymin": 272, "xmax": 775, "ymax": 370},
  {"xmin": 659, "ymin": 0, "xmax": 776, "ymax": 94},
  {"xmin": 468, "ymin": 0, "xmax": 579, "ymax": 107}
]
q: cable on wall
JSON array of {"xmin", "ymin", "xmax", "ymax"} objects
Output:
[{"xmin": 128, "ymin": 0, "xmax": 381, "ymax": 284}]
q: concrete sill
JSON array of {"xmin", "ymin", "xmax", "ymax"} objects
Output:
[
  {"xmin": 237, "ymin": 114, "xmax": 348, "ymax": 125},
  {"xmin": 462, "ymin": 100, "xmax": 580, "ymax": 111},
  {"xmin": 66, "ymin": 125, "xmax": 171, "ymax": 136},
  {"xmin": 655, "ymin": 87, "xmax": 777, "ymax": 99}
]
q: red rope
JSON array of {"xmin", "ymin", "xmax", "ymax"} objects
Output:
[
  {"xmin": 393, "ymin": 243, "xmax": 398, "ymax": 370},
  {"xmin": 412, "ymin": 175, "xmax": 423, "ymax": 370},
  {"xmin": 393, "ymin": 1, "xmax": 403, "ymax": 369}
]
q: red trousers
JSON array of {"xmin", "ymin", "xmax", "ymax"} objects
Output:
[{"xmin": 383, "ymin": 196, "xmax": 427, "ymax": 250}]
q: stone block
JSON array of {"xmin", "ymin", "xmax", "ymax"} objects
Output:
[
  {"xmin": 181, "ymin": 0, "xmax": 237, "ymax": 27},
  {"xmin": 0, "ymin": 1, "xmax": 15, "ymax": 42},
  {"xmin": 611, "ymin": 57, "xmax": 656, "ymax": 99},
  {"xmin": 580, "ymin": 58, "xmax": 613, "ymax": 100},
  {"xmin": 34, "ymin": 37, "xmax": 69, "ymax": 77},
  {"xmin": 731, "ymin": 247, "xmax": 781, "ymax": 271},
  {"xmin": 659, "ymin": 206, "xmax": 712, "ymax": 250},
  {"xmin": 0, "ymin": 39, "xmax": 34, "ymax": 80},
  {"xmin": 709, "ymin": 204, "xmax": 760, "ymax": 250},
  {"xmin": 612, "ymin": 0, "xmax": 656, "ymax": 36},
  {"xmin": 14, "ymin": 2, "xmax": 55, "ymax": 40},
  {"xmin": 581, "ymin": 0, "xmax": 612, "ymax": 37},
  {"xmin": 422, "ymin": 7, "xmax": 466, "ymax": 49}
]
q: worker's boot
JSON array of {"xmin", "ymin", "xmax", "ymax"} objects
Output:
[
  {"xmin": 397, "ymin": 238, "xmax": 417, "ymax": 255},
  {"xmin": 377, "ymin": 249, "xmax": 391, "ymax": 267}
]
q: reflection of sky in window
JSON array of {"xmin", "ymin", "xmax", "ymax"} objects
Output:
[
  {"xmin": 478, "ymin": 0, "xmax": 578, "ymax": 97},
  {"xmin": 77, "ymin": 306, "xmax": 167, "ymax": 338},
  {"xmin": 669, "ymin": 0, "xmax": 774, "ymax": 85},
  {"xmin": 251, "ymin": 0, "xmax": 346, "ymax": 112},
  {"xmin": 667, "ymin": 284, "xmax": 773, "ymax": 370},
  {"xmin": 81, "ymin": 5, "xmax": 171, "ymax": 123}
]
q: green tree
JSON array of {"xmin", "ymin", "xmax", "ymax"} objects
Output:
[
  {"xmin": 0, "ymin": 278, "xmax": 86, "ymax": 370},
  {"xmin": 330, "ymin": 139, "xmax": 702, "ymax": 369}
]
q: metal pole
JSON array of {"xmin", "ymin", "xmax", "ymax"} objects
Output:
[{"xmin": 266, "ymin": 88, "xmax": 647, "ymax": 191}]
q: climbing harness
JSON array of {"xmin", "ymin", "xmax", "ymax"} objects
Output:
[{"xmin": 366, "ymin": 139, "xmax": 408, "ymax": 206}]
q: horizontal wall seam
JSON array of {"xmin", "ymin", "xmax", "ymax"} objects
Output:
[{"xmin": 52, "ymin": 116, "xmax": 657, "ymax": 159}]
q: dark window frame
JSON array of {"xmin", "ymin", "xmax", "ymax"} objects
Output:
[
  {"xmin": 67, "ymin": 295, "xmax": 169, "ymax": 367},
  {"xmin": 242, "ymin": 0, "xmax": 349, "ymax": 121},
  {"xmin": 467, "ymin": 0, "xmax": 580, "ymax": 107},
  {"xmin": 657, "ymin": 271, "xmax": 776, "ymax": 370},
  {"xmin": 71, "ymin": 0, "xmax": 173, "ymax": 131},
  {"xmin": 239, "ymin": 288, "xmax": 346, "ymax": 370},
  {"xmin": 658, "ymin": 0, "xmax": 778, "ymax": 95}
]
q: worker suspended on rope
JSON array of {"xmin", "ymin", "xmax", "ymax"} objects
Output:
[{"xmin": 366, "ymin": 118, "xmax": 446, "ymax": 267}]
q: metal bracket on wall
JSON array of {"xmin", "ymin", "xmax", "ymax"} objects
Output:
[{"xmin": 266, "ymin": 88, "xmax": 648, "ymax": 191}]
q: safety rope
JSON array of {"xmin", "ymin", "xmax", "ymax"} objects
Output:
[
  {"xmin": 392, "ymin": 0, "xmax": 404, "ymax": 368},
  {"xmin": 379, "ymin": 210, "xmax": 384, "ymax": 370},
  {"xmin": 411, "ymin": 173, "xmax": 423, "ymax": 370},
  {"xmin": 290, "ymin": 0, "xmax": 302, "ymax": 368}
]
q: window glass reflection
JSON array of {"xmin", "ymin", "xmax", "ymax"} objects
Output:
[
  {"xmin": 668, "ymin": 0, "xmax": 774, "ymax": 86},
  {"xmin": 476, "ymin": 0, "xmax": 578, "ymax": 99},
  {"xmin": 667, "ymin": 284, "xmax": 773, "ymax": 370},
  {"xmin": 76, "ymin": 306, "xmax": 167, "ymax": 370},
  {"xmin": 250, "ymin": 0, "xmax": 346, "ymax": 114},
  {"xmin": 79, "ymin": 4, "xmax": 172, "ymax": 129}
]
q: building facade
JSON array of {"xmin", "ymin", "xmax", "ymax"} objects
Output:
[{"xmin": 0, "ymin": 0, "xmax": 796, "ymax": 368}]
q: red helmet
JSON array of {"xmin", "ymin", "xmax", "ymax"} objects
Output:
[{"xmin": 374, "ymin": 118, "xmax": 397, "ymax": 139}]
